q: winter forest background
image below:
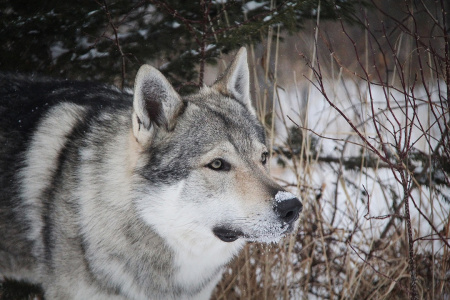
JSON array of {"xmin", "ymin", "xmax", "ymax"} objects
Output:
[{"xmin": 1, "ymin": 0, "xmax": 449, "ymax": 299}]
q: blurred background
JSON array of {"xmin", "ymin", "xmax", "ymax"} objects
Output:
[{"xmin": 1, "ymin": 0, "xmax": 449, "ymax": 299}]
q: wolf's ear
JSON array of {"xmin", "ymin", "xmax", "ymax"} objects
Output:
[
  {"xmin": 132, "ymin": 65, "xmax": 183, "ymax": 144},
  {"xmin": 213, "ymin": 47, "xmax": 255, "ymax": 115}
]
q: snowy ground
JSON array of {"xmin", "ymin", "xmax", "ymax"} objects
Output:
[{"xmin": 273, "ymin": 78, "xmax": 449, "ymax": 253}]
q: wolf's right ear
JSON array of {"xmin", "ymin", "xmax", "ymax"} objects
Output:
[{"xmin": 132, "ymin": 65, "xmax": 183, "ymax": 145}]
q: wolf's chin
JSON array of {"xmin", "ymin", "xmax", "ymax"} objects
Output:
[
  {"xmin": 244, "ymin": 222, "xmax": 296, "ymax": 244},
  {"xmin": 213, "ymin": 222, "xmax": 296, "ymax": 244}
]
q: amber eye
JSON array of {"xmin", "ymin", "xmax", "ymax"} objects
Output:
[
  {"xmin": 210, "ymin": 159, "xmax": 222, "ymax": 169},
  {"xmin": 261, "ymin": 152, "xmax": 269, "ymax": 165},
  {"xmin": 207, "ymin": 159, "xmax": 231, "ymax": 171}
]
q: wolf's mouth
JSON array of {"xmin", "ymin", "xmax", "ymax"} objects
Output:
[{"xmin": 213, "ymin": 227, "xmax": 243, "ymax": 242}]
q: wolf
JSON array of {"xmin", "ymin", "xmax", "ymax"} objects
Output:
[{"xmin": 0, "ymin": 48, "xmax": 302, "ymax": 299}]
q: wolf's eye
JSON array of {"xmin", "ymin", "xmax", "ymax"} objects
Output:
[
  {"xmin": 261, "ymin": 152, "xmax": 269, "ymax": 165},
  {"xmin": 207, "ymin": 159, "xmax": 230, "ymax": 171}
]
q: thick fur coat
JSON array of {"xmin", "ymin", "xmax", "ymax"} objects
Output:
[{"xmin": 0, "ymin": 48, "xmax": 302, "ymax": 299}]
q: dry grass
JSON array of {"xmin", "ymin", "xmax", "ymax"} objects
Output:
[{"xmin": 213, "ymin": 1, "xmax": 449, "ymax": 299}]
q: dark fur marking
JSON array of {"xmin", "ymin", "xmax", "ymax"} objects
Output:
[
  {"xmin": 144, "ymin": 97, "xmax": 163, "ymax": 127},
  {"xmin": 0, "ymin": 278, "xmax": 45, "ymax": 300},
  {"xmin": 40, "ymin": 111, "xmax": 92, "ymax": 263}
]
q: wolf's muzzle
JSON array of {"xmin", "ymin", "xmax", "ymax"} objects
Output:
[{"xmin": 274, "ymin": 196, "xmax": 302, "ymax": 225}]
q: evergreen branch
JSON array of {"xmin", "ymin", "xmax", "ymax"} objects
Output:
[
  {"xmin": 99, "ymin": 0, "xmax": 127, "ymax": 89},
  {"xmin": 148, "ymin": 0, "xmax": 203, "ymax": 46},
  {"xmin": 204, "ymin": 0, "xmax": 291, "ymax": 38}
]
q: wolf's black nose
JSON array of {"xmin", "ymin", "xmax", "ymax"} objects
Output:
[{"xmin": 274, "ymin": 196, "xmax": 303, "ymax": 224}]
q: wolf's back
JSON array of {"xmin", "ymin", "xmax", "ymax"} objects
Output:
[{"xmin": 0, "ymin": 74, "xmax": 132, "ymax": 281}]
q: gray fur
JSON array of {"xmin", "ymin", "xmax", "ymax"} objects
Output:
[{"xmin": 0, "ymin": 48, "xmax": 302, "ymax": 299}]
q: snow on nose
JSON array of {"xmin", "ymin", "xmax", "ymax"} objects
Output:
[{"xmin": 273, "ymin": 191, "xmax": 303, "ymax": 224}]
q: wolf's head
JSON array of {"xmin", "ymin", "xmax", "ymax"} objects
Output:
[{"xmin": 131, "ymin": 48, "xmax": 302, "ymax": 247}]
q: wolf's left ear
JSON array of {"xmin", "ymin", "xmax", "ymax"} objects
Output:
[
  {"xmin": 213, "ymin": 47, "xmax": 255, "ymax": 115},
  {"xmin": 132, "ymin": 65, "xmax": 183, "ymax": 145}
]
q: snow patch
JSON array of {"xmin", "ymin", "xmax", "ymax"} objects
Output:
[
  {"xmin": 263, "ymin": 15, "xmax": 272, "ymax": 22},
  {"xmin": 138, "ymin": 29, "xmax": 148, "ymax": 37},
  {"xmin": 243, "ymin": 1, "xmax": 267, "ymax": 13},
  {"xmin": 78, "ymin": 48, "xmax": 109, "ymax": 60},
  {"xmin": 87, "ymin": 10, "xmax": 99, "ymax": 16},
  {"xmin": 167, "ymin": 21, "xmax": 180, "ymax": 28},
  {"xmin": 50, "ymin": 42, "xmax": 69, "ymax": 61},
  {"xmin": 274, "ymin": 191, "xmax": 296, "ymax": 203}
]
